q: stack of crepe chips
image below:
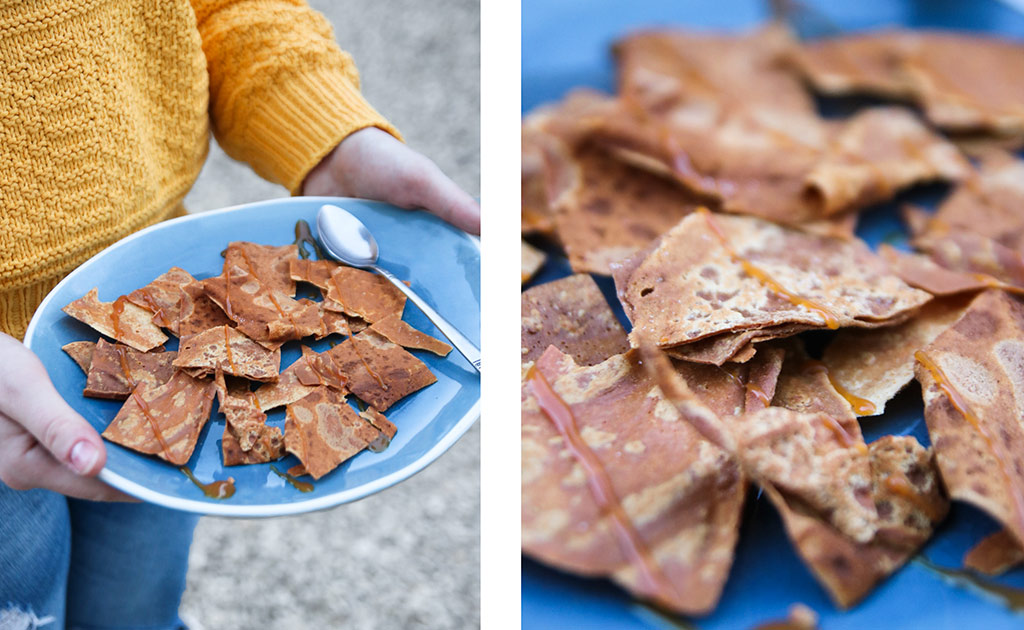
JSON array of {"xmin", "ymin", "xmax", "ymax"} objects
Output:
[
  {"xmin": 521, "ymin": 22, "xmax": 1024, "ymax": 616},
  {"xmin": 62, "ymin": 241, "xmax": 450, "ymax": 482}
]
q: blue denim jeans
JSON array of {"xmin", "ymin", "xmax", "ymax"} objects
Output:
[{"xmin": 0, "ymin": 483, "xmax": 198, "ymax": 630}]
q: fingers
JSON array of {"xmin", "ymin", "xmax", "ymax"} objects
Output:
[
  {"xmin": 0, "ymin": 334, "xmax": 107, "ymax": 477},
  {"xmin": 0, "ymin": 415, "xmax": 135, "ymax": 501},
  {"xmin": 412, "ymin": 165, "xmax": 481, "ymax": 235}
]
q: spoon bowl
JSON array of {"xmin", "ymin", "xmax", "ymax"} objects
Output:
[{"xmin": 316, "ymin": 204, "xmax": 481, "ymax": 371}]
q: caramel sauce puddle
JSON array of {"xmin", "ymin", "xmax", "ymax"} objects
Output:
[
  {"xmin": 699, "ymin": 209, "xmax": 840, "ymax": 329},
  {"xmin": 180, "ymin": 466, "xmax": 235, "ymax": 499},
  {"xmin": 271, "ymin": 464, "xmax": 314, "ymax": 492},
  {"xmin": 527, "ymin": 365, "xmax": 680, "ymax": 609}
]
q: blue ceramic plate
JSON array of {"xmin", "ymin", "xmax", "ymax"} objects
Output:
[
  {"xmin": 24, "ymin": 197, "xmax": 480, "ymax": 517},
  {"xmin": 523, "ymin": 0, "xmax": 1024, "ymax": 627}
]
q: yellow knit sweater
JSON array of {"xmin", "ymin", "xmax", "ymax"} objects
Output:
[{"xmin": 0, "ymin": 0, "xmax": 399, "ymax": 340}]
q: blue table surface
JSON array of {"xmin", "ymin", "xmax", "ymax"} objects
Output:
[{"xmin": 522, "ymin": 1, "xmax": 1024, "ymax": 628}]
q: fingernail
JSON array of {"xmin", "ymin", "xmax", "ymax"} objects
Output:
[{"xmin": 69, "ymin": 441, "xmax": 99, "ymax": 475}]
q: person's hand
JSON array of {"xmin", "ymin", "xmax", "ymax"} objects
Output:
[
  {"xmin": 302, "ymin": 127, "xmax": 480, "ymax": 235},
  {"xmin": 0, "ymin": 333, "xmax": 133, "ymax": 501}
]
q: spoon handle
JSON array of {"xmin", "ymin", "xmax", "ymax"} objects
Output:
[{"xmin": 372, "ymin": 265, "xmax": 481, "ymax": 372}]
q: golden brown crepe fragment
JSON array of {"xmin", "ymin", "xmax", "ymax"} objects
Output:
[
  {"xmin": 522, "ymin": 240, "xmax": 545, "ymax": 284},
  {"xmin": 964, "ymin": 529, "xmax": 1024, "ymax": 576},
  {"xmin": 126, "ymin": 267, "xmax": 195, "ymax": 334},
  {"xmin": 360, "ymin": 407, "xmax": 397, "ymax": 452},
  {"xmin": 173, "ymin": 325, "xmax": 280, "ymax": 382},
  {"xmin": 912, "ymin": 229, "xmax": 1024, "ymax": 293},
  {"xmin": 317, "ymin": 306, "xmax": 368, "ymax": 338},
  {"xmin": 615, "ymin": 24, "xmax": 812, "ymax": 115},
  {"xmin": 370, "ymin": 313, "xmax": 452, "ymax": 356},
  {"xmin": 252, "ymin": 346, "xmax": 321, "ymax": 411},
  {"xmin": 927, "ymin": 151, "xmax": 1024, "ymax": 254},
  {"xmin": 521, "ymin": 274, "xmax": 629, "ymax": 368},
  {"xmin": 915, "ymin": 289, "xmax": 1024, "ymax": 551},
  {"xmin": 289, "ymin": 258, "xmax": 339, "ymax": 292},
  {"xmin": 202, "ymin": 263, "xmax": 324, "ymax": 342},
  {"xmin": 102, "ymin": 371, "xmax": 216, "ymax": 466},
  {"xmin": 222, "ymin": 422, "xmax": 286, "ymax": 466},
  {"xmin": 522, "ymin": 123, "xmax": 559, "ymax": 237},
  {"xmin": 176, "ymin": 278, "xmax": 234, "ymax": 338},
  {"xmin": 548, "ymin": 141, "xmax": 705, "ymax": 275},
  {"xmin": 618, "ymin": 211, "xmax": 932, "ymax": 358},
  {"xmin": 767, "ymin": 435, "xmax": 948, "ymax": 608},
  {"xmin": 63, "ymin": 289, "xmax": 169, "ymax": 352},
  {"xmin": 878, "ymin": 244, "xmax": 991, "ymax": 296},
  {"xmin": 792, "ymin": 30, "xmax": 1024, "ymax": 134},
  {"xmin": 224, "ymin": 242, "xmax": 298, "ymax": 297},
  {"xmin": 83, "ymin": 339, "xmax": 177, "ymax": 400},
  {"xmin": 771, "ymin": 339, "xmax": 860, "ymax": 421},
  {"xmin": 821, "ymin": 295, "xmax": 972, "ymax": 416},
  {"xmin": 62, "ymin": 341, "xmax": 96, "ymax": 374},
  {"xmin": 213, "ymin": 370, "xmax": 267, "ymax": 452},
  {"xmin": 284, "ymin": 386, "xmax": 380, "ymax": 479},
  {"xmin": 316, "ymin": 330, "xmax": 437, "ymax": 411},
  {"xmin": 522, "ymin": 346, "xmax": 745, "ymax": 615},
  {"xmin": 323, "ymin": 266, "xmax": 407, "ymax": 324}
]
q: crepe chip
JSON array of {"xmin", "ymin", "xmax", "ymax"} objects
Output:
[
  {"xmin": 253, "ymin": 346, "xmax": 322, "ymax": 411},
  {"xmin": 522, "ymin": 346, "xmax": 745, "ymax": 615},
  {"xmin": 316, "ymin": 330, "xmax": 436, "ymax": 411},
  {"xmin": 83, "ymin": 339, "xmax": 177, "ymax": 400},
  {"xmin": 323, "ymin": 266, "xmax": 407, "ymax": 323},
  {"xmin": 522, "ymin": 274, "xmax": 629, "ymax": 368},
  {"xmin": 224, "ymin": 242, "xmax": 298, "ymax": 297},
  {"xmin": 289, "ymin": 258, "xmax": 340, "ymax": 292},
  {"xmin": 222, "ymin": 422, "xmax": 286, "ymax": 466},
  {"xmin": 173, "ymin": 325, "xmax": 280, "ymax": 382},
  {"xmin": 102, "ymin": 371, "xmax": 216, "ymax": 466},
  {"xmin": 126, "ymin": 267, "xmax": 196, "ymax": 334},
  {"xmin": 360, "ymin": 407, "xmax": 397, "ymax": 452},
  {"xmin": 370, "ymin": 313, "xmax": 452, "ymax": 356},
  {"xmin": 964, "ymin": 529, "xmax": 1024, "ymax": 576},
  {"xmin": 202, "ymin": 264, "xmax": 323, "ymax": 342},
  {"xmin": 63, "ymin": 289, "xmax": 168, "ymax": 352},
  {"xmin": 63, "ymin": 341, "xmax": 96, "ymax": 374},
  {"xmin": 176, "ymin": 278, "xmax": 234, "ymax": 338},
  {"xmin": 522, "ymin": 240, "xmax": 545, "ymax": 284},
  {"xmin": 284, "ymin": 386, "xmax": 380, "ymax": 479}
]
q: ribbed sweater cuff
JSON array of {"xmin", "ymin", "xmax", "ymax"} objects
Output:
[{"xmin": 242, "ymin": 67, "xmax": 402, "ymax": 194}]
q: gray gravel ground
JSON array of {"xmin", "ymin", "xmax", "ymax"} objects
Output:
[{"xmin": 179, "ymin": 1, "xmax": 480, "ymax": 627}]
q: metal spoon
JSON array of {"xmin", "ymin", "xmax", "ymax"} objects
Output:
[{"xmin": 316, "ymin": 204, "xmax": 481, "ymax": 372}]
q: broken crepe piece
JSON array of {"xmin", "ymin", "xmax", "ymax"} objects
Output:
[
  {"xmin": 521, "ymin": 240, "xmax": 545, "ymax": 284},
  {"xmin": 522, "ymin": 346, "xmax": 745, "ymax": 615},
  {"xmin": 915, "ymin": 289, "xmax": 1024, "ymax": 552},
  {"xmin": 360, "ymin": 407, "xmax": 397, "ymax": 452},
  {"xmin": 821, "ymin": 295, "xmax": 972, "ymax": 416},
  {"xmin": 964, "ymin": 529, "xmax": 1024, "ymax": 576},
  {"xmin": 222, "ymin": 422, "xmax": 286, "ymax": 466},
  {"xmin": 314, "ymin": 330, "xmax": 436, "ymax": 411},
  {"xmin": 63, "ymin": 289, "xmax": 168, "ymax": 352},
  {"xmin": 912, "ymin": 226, "xmax": 1024, "ymax": 291},
  {"xmin": 771, "ymin": 339, "xmax": 861, "ymax": 420},
  {"xmin": 284, "ymin": 386, "xmax": 381, "ymax": 479},
  {"xmin": 202, "ymin": 264, "xmax": 323, "ymax": 342},
  {"xmin": 213, "ymin": 370, "xmax": 267, "ymax": 452},
  {"xmin": 792, "ymin": 30, "xmax": 1024, "ymax": 135},
  {"xmin": 521, "ymin": 274, "xmax": 629, "ymax": 368},
  {"xmin": 369, "ymin": 313, "xmax": 452, "ymax": 356},
  {"xmin": 176, "ymin": 278, "xmax": 234, "ymax": 338},
  {"xmin": 62, "ymin": 341, "xmax": 96, "ymax": 374},
  {"xmin": 102, "ymin": 370, "xmax": 216, "ymax": 466},
  {"xmin": 253, "ymin": 345, "xmax": 322, "ymax": 411},
  {"xmin": 126, "ymin": 267, "xmax": 195, "ymax": 334},
  {"xmin": 615, "ymin": 24, "xmax": 814, "ymax": 117},
  {"xmin": 173, "ymin": 325, "xmax": 280, "ymax": 382},
  {"xmin": 323, "ymin": 266, "xmax": 407, "ymax": 323},
  {"xmin": 617, "ymin": 211, "xmax": 931, "ymax": 363},
  {"xmin": 83, "ymin": 339, "xmax": 177, "ymax": 400},
  {"xmin": 289, "ymin": 258, "xmax": 339, "ymax": 293},
  {"xmin": 766, "ymin": 435, "xmax": 948, "ymax": 608},
  {"xmin": 878, "ymin": 244, "xmax": 993, "ymax": 297},
  {"xmin": 224, "ymin": 242, "xmax": 298, "ymax": 297}
]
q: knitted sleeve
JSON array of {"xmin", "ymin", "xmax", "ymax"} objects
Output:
[{"xmin": 191, "ymin": 0, "xmax": 402, "ymax": 193}]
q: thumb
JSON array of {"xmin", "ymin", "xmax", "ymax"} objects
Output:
[
  {"xmin": 0, "ymin": 335, "xmax": 106, "ymax": 476},
  {"xmin": 412, "ymin": 164, "xmax": 481, "ymax": 235}
]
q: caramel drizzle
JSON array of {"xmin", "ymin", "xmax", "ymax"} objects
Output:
[
  {"xmin": 111, "ymin": 296, "xmax": 128, "ymax": 340},
  {"xmin": 270, "ymin": 464, "xmax": 314, "ymax": 492},
  {"xmin": 699, "ymin": 209, "xmax": 840, "ymax": 329},
  {"xmin": 527, "ymin": 366, "xmax": 680, "ymax": 608},
  {"xmin": 222, "ymin": 326, "xmax": 240, "ymax": 376},
  {"xmin": 801, "ymin": 360, "xmax": 877, "ymax": 416},
  {"xmin": 327, "ymin": 275, "xmax": 386, "ymax": 390},
  {"xmin": 132, "ymin": 288, "xmax": 168, "ymax": 327},
  {"xmin": 817, "ymin": 412, "xmax": 868, "ymax": 455},
  {"xmin": 881, "ymin": 471, "xmax": 943, "ymax": 522},
  {"xmin": 715, "ymin": 365, "xmax": 771, "ymax": 410},
  {"xmin": 180, "ymin": 466, "xmax": 235, "ymax": 499},
  {"xmin": 914, "ymin": 350, "xmax": 1024, "ymax": 537}
]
